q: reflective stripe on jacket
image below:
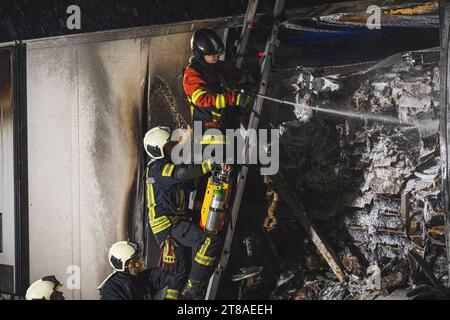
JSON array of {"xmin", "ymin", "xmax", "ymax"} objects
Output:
[
  {"xmin": 145, "ymin": 159, "xmax": 212, "ymax": 239},
  {"xmin": 183, "ymin": 60, "xmax": 237, "ymax": 129}
]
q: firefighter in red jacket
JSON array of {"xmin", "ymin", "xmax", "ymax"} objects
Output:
[
  {"xmin": 183, "ymin": 29, "xmax": 253, "ymax": 223},
  {"xmin": 182, "ymin": 30, "xmax": 253, "ymax": 299},
  {"xmin": 183, "ymin": 28, "xmax": 252, "ymax": 147}
]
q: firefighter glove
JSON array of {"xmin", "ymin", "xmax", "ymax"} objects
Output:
[
  {"xmin": 158, "ymin": 237, "xmax": 177, "ymax": 274},
  {"xmin": 235, "ymin": 91, "xmax": 254, "ymax": 109}
]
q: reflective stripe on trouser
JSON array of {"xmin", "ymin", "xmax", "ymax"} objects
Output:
[
  {"xmin": 191, "ymin": 233, "xmax": 222, "ymax": 283},
  {"xmin": 201, "ymin": 134, "xmax": 226, "ymax": 145},
  {"xmin": 164, "ymin": 289, "xmax": 180, "ymax": 300},
  {"xmin": 200, "ymin": 132, "xmax": 237, "ymax": 164},
  {"xmin": 194, "ymin": 237, "xmax": 215, "ymax": 266},
  {"xmin": 170, "ymin": 220, "xmax": 224, "ymax": 284}
]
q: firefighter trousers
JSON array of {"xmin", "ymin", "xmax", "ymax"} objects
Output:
[{"xmin": 159, "ymin": 219, "xmax": 224, "ymax": 290}]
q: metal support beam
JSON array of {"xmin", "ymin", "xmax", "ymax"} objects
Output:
[
  {"xmin": 408, "ymin": 249, "xmax": 447, "ymax": 296},
  {"xmin": 272, "ymin": 173, "xmax": 346, "ymax": 283},
  {"xmin": 12, "ymin": 42, "xmax": 29, "ymax": 296},
  {"xmin": 439, "ymin": 0, "xmax": 450, "ymax": 287},
  {"xmin": 220, "ymin": 27, "xmax": 230, "ymax": 62}
]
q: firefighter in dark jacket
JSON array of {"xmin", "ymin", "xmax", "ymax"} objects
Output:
[
  {"xmin": 183, "ymin": 28, "xmax": 253, "ymax": 145},
  {"xmin": 143, "ymin": 126, "xmax": 227, "ymax": 300},
  {"xmin": 97, "ymin": 241, "xmax": 170, "ymax": 300}
]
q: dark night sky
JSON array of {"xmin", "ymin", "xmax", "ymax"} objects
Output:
[{"xmin": 0, "ymin": 0, "xmax": 350, "ymax": 43}]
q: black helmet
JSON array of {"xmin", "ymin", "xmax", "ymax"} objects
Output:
[{"xmin": 190, "ymin": 29, "xmax": 225, "ymax": 56}]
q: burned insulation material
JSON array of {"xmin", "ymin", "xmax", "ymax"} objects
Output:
[
  {"xmin": 148, "ymin": 76, "xmax": 188, "ymax": 129},
  {"xmin": 264, "ymin": 48, "xmax": 448, "ymax": 300}
]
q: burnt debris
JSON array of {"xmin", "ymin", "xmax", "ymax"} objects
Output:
[{"xmin": 263, "ymin": 47, "xmax": 447, "ymax": 300}]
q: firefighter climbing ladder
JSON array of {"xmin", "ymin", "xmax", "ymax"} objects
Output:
[
  {"xmin": 205, "ymin": 0, "xmax": 285, "ymax": 300},
  {"xmin": 206, "ymin": 0, "xmax": 346, "ymax": 300}
]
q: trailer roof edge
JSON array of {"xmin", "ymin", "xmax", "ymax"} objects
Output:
[
  {"xmin": 1, "ymin": 15, "xmax": 246, "ymax": 50},
  {"xmin": 0, "ymin": 0, "xmax": 435, "ymax": 49}
]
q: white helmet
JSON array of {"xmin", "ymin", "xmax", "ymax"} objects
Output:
[
  {"xmin": 109, "ymin": 241, "xmax": 139, "ymax": 272},
  {"xmin": 26, "ymin": 275, "xmax": 61, "ymax": 300},
  {"xmin": 143, "ymin": 126, "xmax": 172, "ymax": 159}
]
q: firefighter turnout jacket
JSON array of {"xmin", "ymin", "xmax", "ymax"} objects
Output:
[
  {"xmin": 183, "ymin": 58, "xmax": 242, "ymax": 132},
  {"xmin": 145, "ymin": 158, "xmax": 223, "ymax": 296},
  {"xmin": 145, "ymin": 159, "xmax": 213, "ymax": 241},
  {"xmin": 99, "ymin": 268, "xmax": 170, "ymax": 300}
]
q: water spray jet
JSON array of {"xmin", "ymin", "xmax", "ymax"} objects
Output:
[{"xmin": 251, "ymin": 92, "xmax": 436, "ymax": 129}]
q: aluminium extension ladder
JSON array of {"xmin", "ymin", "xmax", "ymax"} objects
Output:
[{"xmin": 205, "ymin": 0, "xmax": 286, "ymax": 300}]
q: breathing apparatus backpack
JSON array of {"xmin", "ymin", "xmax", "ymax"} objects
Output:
[{"xmin": 199, "ymin": 166, "xmax": 232, "ymax": 234}]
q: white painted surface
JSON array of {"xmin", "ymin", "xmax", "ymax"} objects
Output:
[
  {"xmin": 27, "ymin": 45, "xmax": 80, "ymax": 299},
  {"xmin": 0, "ymin": 110, "xmax": 15, "ymax": 268},
  {"xmin": 27, "ymin": 32, "xmax": 193, "ymax": 299},
  {"xmin": 0, "ymin": 49, "xmax": 15, "ymax": 276}
]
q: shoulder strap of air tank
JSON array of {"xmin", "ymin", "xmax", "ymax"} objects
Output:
[
  {"xmin": 190, "ymin": 56, "xmax": 209, "ymax": 73},
  {"xmin": 145, "ymin": 161, "xmax": 157, "ymax": 185}
]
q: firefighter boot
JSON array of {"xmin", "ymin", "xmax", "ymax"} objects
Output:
[{"xmin": 181, "ymin": 279, "xmax": 205, "ymax": 300}]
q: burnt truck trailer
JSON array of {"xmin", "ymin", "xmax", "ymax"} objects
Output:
[
  {"xmin": 1, "ymin": 0, "xmax": 449, "ymax": 300},
  {"xmin": 0, "ymin": 17, "xmax": 237, "ymax": 300}
]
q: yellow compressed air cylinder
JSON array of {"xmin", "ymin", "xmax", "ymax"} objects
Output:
[{"xmin": 200, "ymin": 177, "xmax": 230, "ymax": 233}]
